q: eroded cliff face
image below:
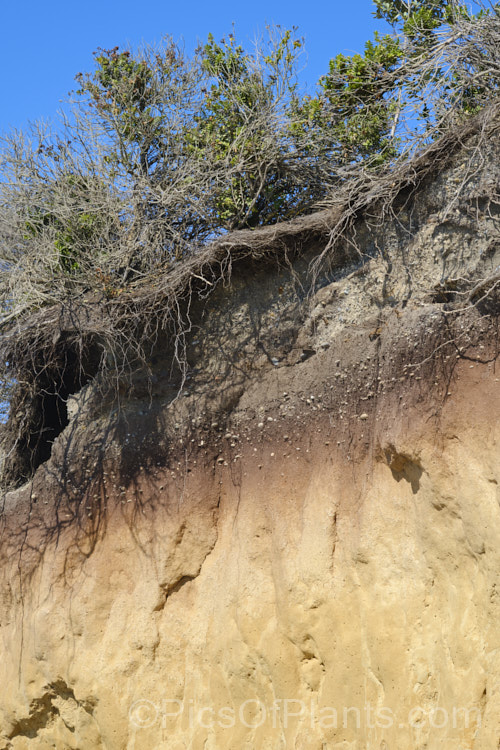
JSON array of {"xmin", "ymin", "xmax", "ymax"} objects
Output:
[{"xmin": 0, "ymin": 132, "xmax": 499, "ymax": 750}]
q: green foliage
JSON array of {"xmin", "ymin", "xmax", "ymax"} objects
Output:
[
  {"xmin": 310, "ymin": 31, "xmax": 403, "ymax": 163},
  {"xmin": 372, "ymin": 0, "xmax": 480, "ymax": 34},
  {"xmin": 374, "ymin": 0, "xmax": 450, "ymax": 29},
  {"xmin": 76, "ymin": 43, "xmax": 185, "ymax": 178},
  {"xmin": 185, "ymin": 30, "xmax": 306, "ymax": 228}
]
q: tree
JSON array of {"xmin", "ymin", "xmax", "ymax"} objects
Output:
[
  {"xmin": 1, "ymin": 8, "xmax": 498, "ymax": 280},
  {"xmin": 186, "ymin": 30, "xmax": 310, "ymax": 229},
  {"xmin": 0, "ymin": 7, "xmax": 498, "ymax": 316},
  {"xmin": 75, "ymin": 30, "xmax": 320, "ymax": 237}
]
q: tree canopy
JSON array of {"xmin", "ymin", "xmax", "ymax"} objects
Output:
[{"xmin": 1, "ymin": 1, "xmax": 498, "ymax": 300}]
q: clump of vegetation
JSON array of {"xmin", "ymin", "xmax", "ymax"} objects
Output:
[{"xmin": 0, "ymin": 0, "xmax": 499, "ymax": 485}]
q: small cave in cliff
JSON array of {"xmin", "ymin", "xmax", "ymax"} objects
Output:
[{"xmin": 2, "ymin": 337, "xmax": 101, "ymax": 488}]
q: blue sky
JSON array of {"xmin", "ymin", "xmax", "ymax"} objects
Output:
[{"xmin": 0, "ymin": 0, "xmax": 389, "ymax": 133}]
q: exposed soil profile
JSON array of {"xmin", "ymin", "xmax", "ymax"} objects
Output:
[{"xmin": 0, "ymin": 113, "xmax": 498, "ymax": 750}]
